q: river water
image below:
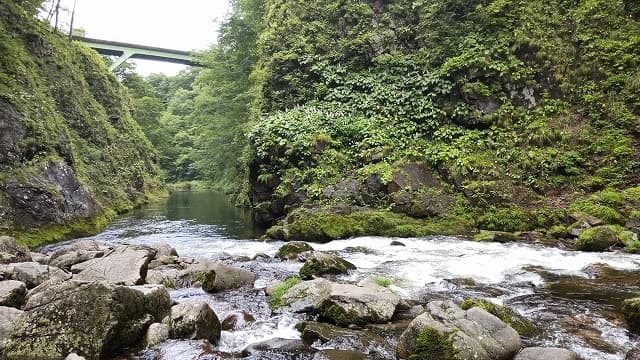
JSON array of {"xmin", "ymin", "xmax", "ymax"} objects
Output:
[{"xmin": 77, "ymin": 191, "xmax": 640, "ymax": 359}]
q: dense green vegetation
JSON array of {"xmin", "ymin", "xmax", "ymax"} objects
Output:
[
  {"xmin": 122, "ymin": 0, "xmax": 640, "ymax": 241},
  {"xmin": 0, "ymin": 1, "xmax": 163, "ymax": 246}
]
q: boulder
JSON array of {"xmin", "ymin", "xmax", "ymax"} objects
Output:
[
  {"xmin": 144, "ymin": 322, "xmax": 170, "ymax": 348},
  {"xmin": 0, "ymin": 306, "xmax": 22, "ymax": 352},
  {"xmin": 150, "ymin": 243, "xmax": 178, "ymax": 258},
  {"xmin": 314, "ymin": 282, "xmax": 400, "ymax": 326},
  {"xmin": 162, "ymin": 301, "xmax": 221, "ymax": 344},
  {"xmin": 461, "ymin": 298, "xmax": 538, "ymax": 336},
  {"xmin": 299, "ymin": 252, "xmax": 356, "ymax": 280},
  {"xmin": 148, "ymin": 255, "xmax": 180, "ymax": 269},
  {"xmin": 177, "ymin": 259, "xmax": 255, "ymax": 292},
  {"xmin": 1, "ymin": 262, "xmax": 70, "ymax": 288},
  {"xmin": 30, "ymin": 252, "xmax": 49, "ymax": 264},
  {"xmin": 514, "ymin": 347, "xmax": 579, "ymax": 360},
  {"xmin": 0, "ymin": 280, "xmax": 26, "ymax": 308},
  {"xmin": 65, "ymin": 354, "xmax": 86, "ymax": 360},
  {"xmin": 275, "ymin": 241, "xmax": 314, "ymax": 260},
  {"xmin": 146, "ymin": 265, "xmax": 181, "ymax": 288},
  {"xmin": 396, "ymin": 300, "xmax": 521, "ymax": 360},
  {"xmin": 281, "ymin": 278, "xmax": 333, "ymax": 313},
  {"xmin": 221, "ymin": 311, "xmax": 255, "ymax": 331},
  {"xmin": 298, "ymin": 321, "xmax": 384, "ymax": 349},
  {"xmin": 474, "ymin": 231, "xmax": 521, "ymax": 243},
  {"xmin": 0, "ymin": 236, "xmax": 31, "ymax": 264},
  {"xmin": 241, "ymin": 338, "xmax": 310, "ymax": 357},
  {"xmin": 49, "ymin": 249, "xmax": 105, "ymax": 270},
  {"xmin": 3, "ymin": 280, "xmax": 171, "ymax": 360},
  {"xmin": 574, "ymin": 226, "xmax": 619, "ymax": 251},
  {"xmin": 72, "ymin": 245, "xmax": 156, "ymax": 285},
  {"xmin": 622, "ymin": 297, "xmax": 640, "ymax": 333}
]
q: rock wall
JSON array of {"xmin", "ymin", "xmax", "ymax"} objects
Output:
[{"xmin": 0, "ymin": 1, "xmax": 163, "ymax": 247}]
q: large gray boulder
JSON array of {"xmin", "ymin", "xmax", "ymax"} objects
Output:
[
  {"xmin": 71, "ymin": 245, "xmax": 156, "ymax": 285},
  {"xmin": 177, "ymin": 259, "xmax": 255, "ymax": 292},
  {"xmin": 396, "ymin": 300, "xmax": 521, "ymax": 360},
  {"xmin": 144, "ymin": 322, "xmax": 170, "ymax": 348},
  {"xmin": 0, "ymin": 262, "xmax": 71, "ymax": 288},
  {"xmin": 149, "ymin": 243, "xmax": 178, "ymax": 258},
  {"xmin": 49, "ymin": 249, "xmax": 105, "ymax": 270},
  {"xmin": 299, "ymin": 252, "xmax": 356, "ymax": 280},
  {"xmin": 0, "ymin": 280, "xmax": 26, "ymax": 308},
  {"xmin": 162, "ymin": 301, "xmax": 221, "ymax": 344},
  {"xmin": 3, "ymin": 280, "xmax": 171, "ymax": 360},
  {"xmin": 514, "ymin": 347, "xmax": 579, "ymax": 360},
  {"xmin": 280, "ymin": 278, "xmax": 399, "ymax": 326},
  {"xmin": 0, "ymin": 306, "xmax": 22, "ymax": 352},
  {"xmin": 0, "ymin": 236, "xmax": 31, "ymax": 264},
  {"xmin": 315, "ymin": 281, "xmax": 400, "ymax": 326}
]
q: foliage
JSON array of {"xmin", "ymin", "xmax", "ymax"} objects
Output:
[{"xmin": 268, "ymin": 276, "xmax": 301, "ymax": 309}]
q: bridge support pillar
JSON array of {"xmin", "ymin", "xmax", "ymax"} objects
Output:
[{"xmin": 109, "ymin": 50, "xmax": 135, "ymax": 71}]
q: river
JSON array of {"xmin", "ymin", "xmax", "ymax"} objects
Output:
[{"xmin": 72, "ymin": 191, "xmax": 640, "ymax": 359}]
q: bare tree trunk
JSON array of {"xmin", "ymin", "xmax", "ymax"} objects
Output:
[
  {"xmin": 68, "ymin": 0, "xmax": 77, "ymax": 40},
  {"xmin": 54, "ymin": 0, "xmax": 61, "ymax": 31}
]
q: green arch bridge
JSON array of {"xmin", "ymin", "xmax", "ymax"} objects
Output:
[{"xmin": 72, "ymin": 35, "xmax": 202, "ymax": 71}]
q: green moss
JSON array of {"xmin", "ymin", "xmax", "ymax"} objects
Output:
[
  {"xmin": 460, "ymin": 298, "xmax": 538, "ymax": 336},
  {"xmin": 477, "ymin": 206, "xmax": 534, "ymax": 232},
  {"xmin": 315, "ymin": 299, "xmax": 364, "ymax": 327},
  {"xmin": 196, "ymin": 270, "xmax": 217, "ymax": 292},
  {"xmin": 372, "ymin": 276, "xmax": 392, "ymax": 287},
  {"xmin": 13, "ymin": 213, "xmax": 112, "ymax": 248},
  {"xmin": 622, "ymin": 297, "xmax": 640, "ymax": 333},
  {"xmin": 408, "ymin": 328, "xmax": 458, "ymax": 360},
  {"xmin": 268, "ymin": 276, "xmax": 301, "ymax": 309},
  {"xmin": 574, "ymin": 225, "xmax": 621, "ymax": 251},
  {"xmin": 275, "ymin": 242, "xmax": 314, "ymax": 260}
]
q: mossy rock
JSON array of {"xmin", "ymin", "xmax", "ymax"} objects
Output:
[
  {"xmin": 460, "ymin": 299, "xmax": 539, "ymax": 337},
  {"xmin": 473, "ymin": 230, "xmax": 521, "ymax": 243},
  {"xmin": 407, "ymin": 328, "xmax": 458, "ymax": 360},
  {"xmin": 299, "ymin": 252, "xmax": 356, "ymax": 280},
  {"xmin": 622, "ymin": 297, "xmax": 640, "ymax": 333},
  {"xmin": 573, "ymin": 225, "xmax": 620, "ymax": 251},
  {"xmin": 275, "ymin": 242, "xmax": 314, "ymax": 260},
  {"xmin": 315, "ymin": 298, "xmax": 364, "ymax": 327},
  {"xmin": 268, "ymin": 276, "xmax": 301, "ymax": 309}
]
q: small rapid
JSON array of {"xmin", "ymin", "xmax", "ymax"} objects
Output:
[{"xmin": 76, "ymin": 191, "xmax": 640, "ymax": 359}]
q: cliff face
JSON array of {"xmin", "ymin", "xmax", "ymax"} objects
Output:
[{"xmin": 0, "ymin": 1, "xmax": 163, "ymax": 247}]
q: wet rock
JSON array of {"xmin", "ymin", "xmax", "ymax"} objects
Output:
[
  {"xmin": 313, "ymin": 349, "xmax": 365, "ymax": 360},
  {"xmin": 148, "ymin": 255, "xmax": 180, "ymax": 269},
  {"xmin": 241, "ymin": 337, "xmax": 310, "ymax": 357},
  {"xmin": 299, "ymin": 252, "xmax": 356, "ymax": 280},
  {"xmin": 568, "ymin": 219, "xmax": 591, "ymax": 237},
  {"xmin": 622, "ymin": 297, "xmax": 640, "ymax": 333},
  {"xmin": 150, "ymin": 242, "xmax": 178, "ymax": 258},
  {"xmin": 0, "ymin": 280, "xmax": 26, "ymax": 308},
  {"xmin": 178, "ymin": 259, "xmax": 255, "ymax": 292},
  {"xmin": 49, "ymin": 249, "xmax": 105, "ymax": 270},
  {"xmin": 3, "ymin": 280, "xmax": 170, "ymax": 360},
  {"xmin": 570, "ymin": 211, "xmax": 603, "ymax": 227},
  {"xmin": 72, "ymin": 244, "xmax": 156, "ymax": 285},
  {"xmin": 1, "ymin": 262, "xmax": 71, "ymax": 288},
  {"xmin": 626, "ymin": 348, "xmax": 640, "ymax": 360},
  {"xmin": 162, "ymin": 301, "xmax": 221, "ymax": 345},
  {"xmin": 281, "ymin": 278, "xmax": 333, "ymax": 313},
  {"xmin": 396, "ymin": 300, "xmax": 521, "ymax": 360},
  {"xmin": 144, "ymin": 322, "xmax": 170, "ymax": 348},
  {"xmin": 461, "ymin": 298, "xmax": 538, "ymax": 336},
  {"xmin": 127, "ymin": 285, "xmax": 173, "ymax": 322},
  {"xmin": 574, "ymin": 225, "xmax": 619, "ymax": 251},
  {"xmin": 275, "ymin": 241, "xmax": 314, "ymax": 260},
  {"xmin": 315, "ymin": 281, "xmax": 400, "ymax": 326},
  {"xmin": 0, "ymin": 306, "xmax": 22, "ymax": 352},
  {"xmin": 390, "ymin": 240, "xmax": 406, "ymax": 246},
  {"xmin": 221, "ymin": 311, "xmax": 255, "ymax": 331},
  {"xmin": 474, "ymin": 230, "xmax": 521, "ymax": 243},
  {"xmin": 0, "ymin": 236, "xmax": 31, "ymax": 264},
  {"xmin": 514, "ymin": 347, "xmax": 579, "ymax": 360},
  {"xmin": 298, "ymin": 321, "xmax": 384, "ymax": 348},
  {"xmin": 265, "ymin": 279, "xmax": 283, "ymax": 296}
]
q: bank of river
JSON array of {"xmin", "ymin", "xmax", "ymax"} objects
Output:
[{"xmin": 71, "ymin": 191, "xmax": 640, "ymax": 359}]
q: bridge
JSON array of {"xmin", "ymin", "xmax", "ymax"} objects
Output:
[{"xmin": 72, "ymin": 36, "xmax": 201, "ymax": 71}]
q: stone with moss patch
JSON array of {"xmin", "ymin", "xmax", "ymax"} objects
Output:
[
  {"xmin": 573, "ymin": 225, "xmax": 620, "ymax": 251},
  {"xmin": 275, "ymin": 242, "xmax": 314, "ymax": 260},
  {"xmin": 408, "ymin": 327, "xmax": 458, "ymax": 360},
  {"xmin": 299, "ymin": 252, "xmax": 356, "ymax": 280},
  {"xmin": 622, "ymin": 297, "xmax": 640, "ymax": 333},
  {"xmin": 460, "ymin": 298, "xmax": 538, "ymax": 336}
]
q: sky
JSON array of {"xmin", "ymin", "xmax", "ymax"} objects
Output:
[{"xmin": 51, "ymin": 0, "xmax": 231, "ymax": 75}]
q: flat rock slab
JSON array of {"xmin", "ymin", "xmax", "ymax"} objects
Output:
[
  {"xmin": 0, "ymin": 306, "xmax": 23, "ymax": 352},
  {"xmin": 514, "ymin": 347, "xmax": 580, "ymax": 360},
  {"xmin": 72, "ymin": 245, "xmax": 156, "ymax": 285}
]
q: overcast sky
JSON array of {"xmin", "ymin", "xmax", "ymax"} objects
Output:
[{"xmin": 52, "ymin": 0, "xmax": 231, "ymax": 75}]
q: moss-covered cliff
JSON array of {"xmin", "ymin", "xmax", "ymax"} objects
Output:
[
  {"xmin": 245, "ymin": 0, "xmax": 640, "ymax": 242},
  {"xmin": 0, "ymin": 1, "xmax": 163, "ymax": 247}
]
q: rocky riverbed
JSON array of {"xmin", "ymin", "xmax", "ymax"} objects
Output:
[{"xmin": 1, "ymin": 227, "xmax": 640, "ymax": 359}]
